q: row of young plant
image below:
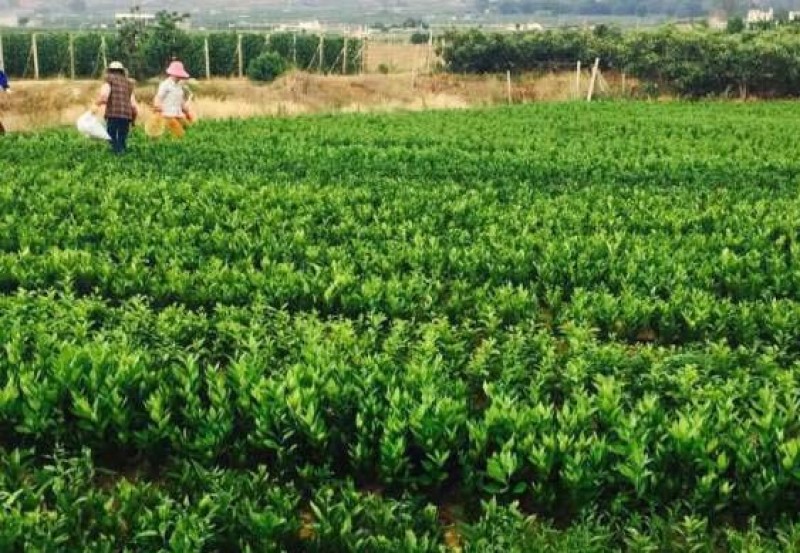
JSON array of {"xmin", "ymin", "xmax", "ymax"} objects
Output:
[
  {"xmin": 1, "ymin": 107, "xmax": 798, "ymax": 341},
  {"xmin": 2, "ymin": 291, "xmax": 800, "ymax": 549},
  {"xmin": 0, "ymin": 31, "xmax": 362, "ymax": 80},
  {"xmin": 2, "ymin": 292, "xmax": 800, "ymax": 522},
  {"xmin": 442, "ymin": 26, "xmax": 800, "ymax": 97},
  {"xmin": 3, "ymin": 101, "xmax": 794, "ymax": 184},
  {"xmin": 5, "ymin": 447, "xmax": 800, "ymax": 552},
  {"xmin": 0, "ymin": 447, "xmax": 443, "ymax": 552},
  {"xmin": 4, "ymin": 102, "xmax": 800, "ymax": 546},
  {"xmin": 1, "ymin": 251, "xmax": 800, "ymax": 350},
  {"xmin": 2, "ymin": 156, "xmax": 799, "ymax": 329}
]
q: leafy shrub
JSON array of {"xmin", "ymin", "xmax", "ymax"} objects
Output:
[
  {"xmin": 247, "ymin": 51, "xmax": 287, "ymax": 83},
  {"xmin": 410, "ymin": 32, "xmax": 429, "ymax": 45},
  {"xmin": 727, "ymin": 17, "xmax": 746, "ymax": 33},
  {"xmin": 441, "ymin": 26, "xmax": 800, "ymax": 98}
]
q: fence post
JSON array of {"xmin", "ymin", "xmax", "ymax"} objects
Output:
[
  {"xmin": 506, "ymin": 70, "xmax": 512, "ymax": 104},
  {"xmin": 0, "ymin": 33, "xmax": 5, "ymax": 72},
  {"xmin": 69, "ymin": 34, "xmax": 75, "ymax": 79},
  {"xmin": 292, "ymin": 32, "xmax": 297, "ymax": 66},
  {"xmin": 621, "ymin": 72, "xmax": 627, "ymax": 96},
  {"xmin": 342, "ymin": 35, "xmax": 348, "ymax": 74},
  {"xmin": 318, "ymin": 34, "xmax": 324, "ymax": 73},
  {"xmin": 412, "ymin": 35, "xmax": 420, "ymax": 75},
  {"xmin": 237, "ymin": 34, "xmax": 243, "ymax": 78},
  {"xmin": 575, "ymin": 60, "xmax": 581, "ymax": 99},
  {"xmin": 32, "ymin": 33, "xmax": 40, "ymax": 80},
  {"xmin": 426, "ymin": 29, "xmax": 433, "ymax": 74},
  {"xmin": 587, "ymin": 57, "xmax": 600, "ymax": 101},
  {"xmin": 389, "ymin": 34, "xmax": 395, "ymax": 71},
  {"xmin": 100, "ymin": 35, "xmax": 108, "ymax": 74},
  {"xmin": 204, "ymin": 36, "xmax": 211, "ymax": 79},
  {"xmin": 360, "ymin": 35, "xmax": 368, "ymax": 74}
]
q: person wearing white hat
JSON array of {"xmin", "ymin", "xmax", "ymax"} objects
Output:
[
  {"xmin": 154, "ymin": 59, "xmax": 193, "ymax": 139},
  {"xmin": 95, "ymin": 61, "xmax": 139, "ymax": 154}
]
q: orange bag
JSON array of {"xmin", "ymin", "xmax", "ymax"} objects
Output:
[{"xmin": 165, "ymin": 117, "xmax": 186, "ymax": 139}]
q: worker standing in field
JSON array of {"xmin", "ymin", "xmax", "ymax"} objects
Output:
[
  {"xmin": 154, "ymin": 60, "xmax": 193, "ymax": 139},
  {"xmin": 0, "ymin": 69, "xmax": 10, "ymax": 135},
  {"xmin": 95, "ymin": 61, "xmax": 138, "ymax": 155}
]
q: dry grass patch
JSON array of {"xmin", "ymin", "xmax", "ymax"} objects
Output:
[
  {"xmin": 0, "ymin": 71, "xmax": 630, "ymax": 133},
  {"xmin": 365, "ymin": 42, "xmax": 435, "ymax": 73}
]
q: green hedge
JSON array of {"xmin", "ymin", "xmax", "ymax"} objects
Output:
[
  {"xmin": 442, "ymin": 26, "xmax": 800, "ymax": 98},
  {"xmin": 0, "ymin": 31, "xmax": 363, "ymax": 80}
]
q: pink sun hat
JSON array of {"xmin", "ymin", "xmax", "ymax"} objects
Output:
[{"xmin": 166, "ymin": 60, "xmax": 190, "ymax": 79}]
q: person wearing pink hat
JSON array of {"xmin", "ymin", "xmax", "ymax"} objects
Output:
[{"xmin": 154, "ymin": 59, "xmax": 193, "ymax": 139}]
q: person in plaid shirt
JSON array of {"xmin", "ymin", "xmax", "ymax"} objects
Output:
[{"xmin": 95, "ymin": 61, "xmax": 139, "ymax": 154}]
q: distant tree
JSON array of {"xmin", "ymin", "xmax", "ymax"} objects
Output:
[
  {"xmin": 727, "ymin": 17, "xmax": 745, "ymax": 33},
  {"xmin": 116, "ymin": 9, "xmax": 147, "ymax": 79},
  {"xmin": 410, "ymin": 31, "xmax": 429, "ymax": 44},
  {"xmin": 592, "ymin": 24, "xmax": 622, "ymax": 40},
  {"xmin": 401, "ymin": 17, "xmax": 428, "ymax": 29},
  {"xmin": 480, "ymin": 0, "xmax": 707, "ymax": 17},
  {"xmin": 247, "ymin": 52, "xmax": 287, "ymax": 82},
  {"xmin": 140, "ymin": 11, "xmax": 193, "ymax": 77},
  {"xmin": 115, "ymin": 10, "xmax": 192, "ymax": 79}
]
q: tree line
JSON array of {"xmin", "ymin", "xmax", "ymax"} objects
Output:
[
  {"xmin": 476, "ymin": 0, "xmax": 705, "ymax": 17},
  {"xmin": 475, "ymin": 0, "xmax": 800, "ymax": 17},
  {"xmin": 442, "ymin": 25, "xmax": 800, "ymax": 98},
  {"xmin": 0, "ymin": 12, "xmax": 362, "ymax": 81}
]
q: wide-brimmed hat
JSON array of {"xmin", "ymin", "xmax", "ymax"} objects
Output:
[
  {"xmin": 166, "ymin": 60, "xmax": 190, "ymax": 79},
  {"xmin": 108, "ymin": 61, "xmax": 126, "ymax": 71}
]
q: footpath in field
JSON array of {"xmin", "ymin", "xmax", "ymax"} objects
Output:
[{"xmin": 2, "ymin": 102, "xmax": 800, "ymax": 550}]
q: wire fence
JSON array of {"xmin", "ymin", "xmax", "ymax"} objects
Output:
[
  {"xmin": 0, "ymin": 31, "xmax": 447, "ymax": 80},
  {"xmin": 0, "ymin": 30, "xmax": 634, "ymax": 107}
]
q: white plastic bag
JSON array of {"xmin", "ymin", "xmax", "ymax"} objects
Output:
[{"xmin": 76, "ymin": 111, "xmax": 111, "ymax": 141}]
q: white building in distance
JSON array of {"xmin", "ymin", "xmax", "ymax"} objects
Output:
[
  {"xmin": 115, "ymin": 12, "xmax": 191, "ymax": 30},
  {"xmin": 115, "ymin": 12, "xmax": 156, "ymax": 28},
  {"xmin": 707, "ymin": 10, "xmax": 727, "ymax": 30},
  {"xmin": 746, "ymin": 8, "xmax": 774, "ymax": 24}
]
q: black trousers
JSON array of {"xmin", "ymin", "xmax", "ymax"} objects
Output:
[{"xmin": 106, "ymin": 117, "xmax": 131, "ymax": 154}]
